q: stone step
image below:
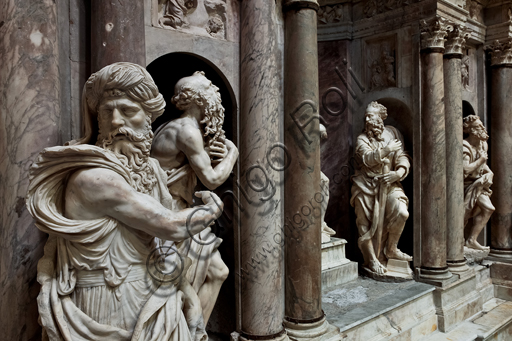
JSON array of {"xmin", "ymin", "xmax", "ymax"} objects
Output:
[
  {"xmin": 423, "ymin": 298, "xmax": 512, "ymax": 341},
  {"xmin": 321, "ymin": 238, "xmax": 358, "ymax": 289},
  {"xmin": 323, "ymin": 278, "xmax": 437, "ymax": 341}
]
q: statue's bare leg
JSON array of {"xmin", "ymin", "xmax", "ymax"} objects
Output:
[
  {"xmin": 466, "ymin": 195, "xmax": 494, "ymax": 250},
  {"xmin": 385, "ymin": 197, "xmax": 412, "ymax": 261},
  {"xmin": 197, "ymin": 250, "xmax": 229, "ymax": 324},
  {"xmin": 358, "ymin": 225, "xmax": 387, "ymax": 275}
]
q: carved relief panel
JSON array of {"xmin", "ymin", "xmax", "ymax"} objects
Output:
[
  {"xmin": 364, "ymin": 35, "xmax": 397, "ymax": 91},
  {"xmin": 153, "ymin": 0, "xmax": 227, "ymax": 39},
  {"xmin": 318, "ymin": 4, "xmax": 344, "ymax": 25}
]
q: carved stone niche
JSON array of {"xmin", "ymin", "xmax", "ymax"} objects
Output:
[
  {"xmin": 153, "ymin": 0, "xmax": 227, "ymax": 39},
  {"xmin": 364, "ymin": 35, "xmax": 397, "ymax": 91}
]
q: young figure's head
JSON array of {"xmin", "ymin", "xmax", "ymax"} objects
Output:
[{"xmin": 172, "ymin": 71, "xmax": 225, "ymax": 146}]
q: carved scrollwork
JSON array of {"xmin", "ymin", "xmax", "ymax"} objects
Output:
[
  {"xmin": 318, "ymin": 5, "xmax": 343, "ymax": 24},
  {"xmin": 420, "ymin": 16, "xmax": 448, "ymax": 51},
  {"xmin": 485, "ymin": 39, "xmax": 512, "ymax": 66},
  {"xmin": 445, "ymin": 24, "xmax": 470, "ymax": 56}
]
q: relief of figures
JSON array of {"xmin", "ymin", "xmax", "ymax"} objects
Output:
[
  {"xmin": 351, "ymin": 102, "xmax": 413, "ymax": 280},
  {"xmin": 462, "ymin": 55, "xmax": 470, "ymax": 91},
  {"xmin": 463, "ymin": 115, "xmax": 494, "ymax": 251},
  {"xmin": 157, "ymin": 0, "xmax": 227, "ymax": 39},
  {"xmin": 368, "ymin": 49, "xmax": 396, "ymax": 90},
  {"xmin": 318, "ymin": 5, "xmax": 343, "ymax": 25}
]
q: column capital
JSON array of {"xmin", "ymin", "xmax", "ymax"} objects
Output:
[
  {"xmin": 485, "ymin": 39, "xmax": 512, "ymax": 67},
  {"xmin": 283, "ymin": 0, "xmax": 320, "ymax": 12},
  {"xmin": 445, "ymin": 24, "xmax": 470, "ymax": 57},
  {"xmin": 420, "ymin": 16, "xmax": 448, "ymax": 52}
]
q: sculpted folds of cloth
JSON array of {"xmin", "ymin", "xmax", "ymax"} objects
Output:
[
  {"xmin": 463, "ymin": 115, "xmax": 494, "ymax": 251},
  {"xmin": 26, "ymin": 62, "xmax": 229, "ymax": 340},
  {"xmin": 350, "ymin": 102, "xmax": 412, "ymax": 278}
]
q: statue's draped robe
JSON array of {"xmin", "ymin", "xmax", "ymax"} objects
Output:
[
  {"xmin": 463, "ymin": 140, "xmax": 493, "ymax": 224},
  {"xmin": 350, "ymin": 126, "xmax": 410, "ymax": 260},
  {"xmin": 27, "ymin": 145, "xmax": 218, "ymax": 340}
]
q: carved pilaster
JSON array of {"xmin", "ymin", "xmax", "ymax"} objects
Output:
[
  {"xmin": 445, "ymin": 25, "xmax": 470, "ymax": 57},
  {"xmin": 283, "ymin": 0, "xmax": 319, "ymax": 11},
  {"xmin": 485, "ymin": 39, "xmax": 512, "ymax": 67},
  {"xmin": 420, "ymin": 16, "xmax": 448, "ymax": 52}
]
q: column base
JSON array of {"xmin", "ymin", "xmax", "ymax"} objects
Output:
[
  {"xmin": 416, "ymin": 266, "xmax": 454, "ymax": 286},
  {"xmin": 489, "ymin": 248, "xmax": 512, "ymax": 262},
  {"xmin": 447, "ymin": 259, "xmax": 470, "ymax": 273},
  {"xmin": 238, "ymin": 329, "xmax": 289, "ymax": 341},
  {"xmin": 283, "ymin": 315, "xmax": 338, "ymax": 340}
]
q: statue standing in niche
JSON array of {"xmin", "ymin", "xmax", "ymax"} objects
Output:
[
  {"xmin": 463, "ymin": 115, "xmax": 494, "ymax": 251},
  {"xmin": 319, "ymin": 124, "xmax": 336, "ymax": 243},
  {"xmin": 351, "ymin": 102, "xmax": 412, "ymax": 278},
  {"xmin": 26, "ymin": 62, "xmax": 226, "ymax": 340}
]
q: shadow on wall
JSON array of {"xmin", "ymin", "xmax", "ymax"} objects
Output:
[{"xmin": 147, "ymin": 52, "xmax": 237, "ymax": 337}]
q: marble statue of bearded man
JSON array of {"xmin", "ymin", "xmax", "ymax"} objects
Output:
[
  {"xmin": 26, "ymin": 62, "xmax": 224, "ymax": 341},
  {"xmin": 350, "ymin": 101, "xmax": 412, "ymax": 275},
  {"xmin": 463, "ymin": 115, "xmax": 494, "ymax": 250}
]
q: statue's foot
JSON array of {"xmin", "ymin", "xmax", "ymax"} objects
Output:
[
  {"xmin": 368, "ymin": 260, "xmax": 387, "ymax": 275},
  {"xmin": 465, "ymin": 238, "xmax": 490, "ymax": 251},
  {"xmin": 386, "ymin": 248, "xmax": 413, "ymax": 261}
]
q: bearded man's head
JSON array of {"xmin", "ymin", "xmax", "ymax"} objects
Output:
[
  {"xmin": 81, "ymin": 62, "xmax": 166, "ymax": 194},
  {"xmin": 172, "ymin": 71, "xmax": 226, "ymax": 147},
  {"xmin": 463, "ymin": 115, "xmax": 488, "ymax": 141},
  {"xmin": 364, "ymin": 101, "xmax": 387, "ymax": 141}
]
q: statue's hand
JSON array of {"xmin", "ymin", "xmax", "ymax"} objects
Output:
[
  {"xmin": 209, "ymin": 140, "xmax": 228, "ymax": 164},
  {"xmin": 383, "ymin": 139, "xmax": 402, "ymax": 154},
  {"xmin": 381, "ymin": 171, "xmax": 401, "ymax": 184},
  {"xmin": 195, "ymin": 191, "xmax": 224, "ymax": 219}
]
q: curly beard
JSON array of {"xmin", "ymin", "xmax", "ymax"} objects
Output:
[
  {"xmin": 97, "ymin": 122, "xmax": 157, "ymax": 194},
  {"xmin": 365, "ymin": 118, "xmax": 384, "ymax": 142}
]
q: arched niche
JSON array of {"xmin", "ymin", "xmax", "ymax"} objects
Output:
[
  {"xmin": 463, "ymin": 100, "xmax": 476, "ymax": 118},
  {"xmin": 146, "ymin": 52, "xmax": 237, "ymax": 336}
]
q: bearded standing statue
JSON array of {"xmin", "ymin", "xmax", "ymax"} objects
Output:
[
  {"xmin": 26, "ymin": 62, "xmax": 227, "ymax": 340},
  {"xmin": 463, "ymin": 115, "xmax": 494, "ymax": 251},
  {"xmin": 350, "ymin": 101, "xmax": 412, "ymax": 279}
]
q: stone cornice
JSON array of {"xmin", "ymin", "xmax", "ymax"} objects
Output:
[
  {"xmin": 445, "ymin": 24, "xmax": 470, "ymax": 55},
  {"xmin": 420, "ymin": 16, "xmax": 449, "ymax": 51},
  {"xmin": 485, "ymin": 39, "xmax": 512, "ymax": 66}
]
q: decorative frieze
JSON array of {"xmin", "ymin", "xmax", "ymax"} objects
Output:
[
  {"xmin": 485, "ymin": 39, "xmax": 512, "ymax": 66},
  {"xmin": 318, "ymin": 5, "xmax": 343, "ymax": 24},
  {"xmin": 445, "ymin": 25, "xmax": 470, "ymax": 56},
  {"xmin": 420, "ymin": 16, "xmax": 448, "ymax": 51},
  {"xmin": 363, "ymin": 0, "xmax": 412, "ymax": 18}
]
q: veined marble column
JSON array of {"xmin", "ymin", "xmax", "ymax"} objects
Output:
[
  {"xmin": 444, "ymin": 25, "xmax": 469, "ymax": 273},
  {"xmin": 91, "ymin": 0, "xmax": 145, "ymax": 71},
  {"xmin": 0, "ymin": 0, "xmax": 63, "ymax": 339},
  {"xmin": 418, "ymin": 17, "xmax": 453, "ymax": 281},
  {"xmin": 238, "ymin": 1, "xmax": 287, "ymax": 340},
  {"xmin": 283, "ymin": 1, "xmax": 331, "ymax": 339},
  {"xmin": 488, "ymin": 39, "xmax": 512, "ymax": 260}
]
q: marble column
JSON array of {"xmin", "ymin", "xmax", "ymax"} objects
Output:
[
  {"xmin": 91, "ymin": 0, "xmax": 145, "ymax": 71},
  {"xmin": 238, "ymin": 1, "xmax": 287, "ymax": 340},
  {"xmin": 444, "ymin": 25, "xmax": 469, "ymax": 273},
  {"xmin": 283, "ymin": 0, "xmax": 331, "ymax": 338},
  {"xmin": 418, "ymin": 17, "xmax": 453, "ymax": 281},
  {"xmin": 0, "ymin": 0, "xmax": 63, "ymax": 339},
  {"xmin": 487, "ymin": 39, "xmax": 512, "ymax": 260}
]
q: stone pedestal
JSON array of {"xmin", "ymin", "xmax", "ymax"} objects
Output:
[
  {"xmin": 444, "ymin": 25, "xmax": 470, "ymax": 274},
  {"xmin": 487, "ymin": 39, "xmax": 512, "ymax": 261},
  {"xmin": 91, "ymin": 0, "xmax": 145, "ymax": 71},
  {"xmin": 418, "ymin": 17, "xmax": 452, "ymax": 281},
  {"xmin": 321, "ymin": 238, "xmax": 358, "ymax": 289},
  {"xmin": 238, "ymin": 1, "xmax": 287, "ymax": 340}
]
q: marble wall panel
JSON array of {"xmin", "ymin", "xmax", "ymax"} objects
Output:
[
  {"xmin": 0, "ymin": 0, "xmax": 64, "ymax": 339},
  {"xmin": 318, "ymin": 40, "xmax": 358, "ymax": 260}
]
